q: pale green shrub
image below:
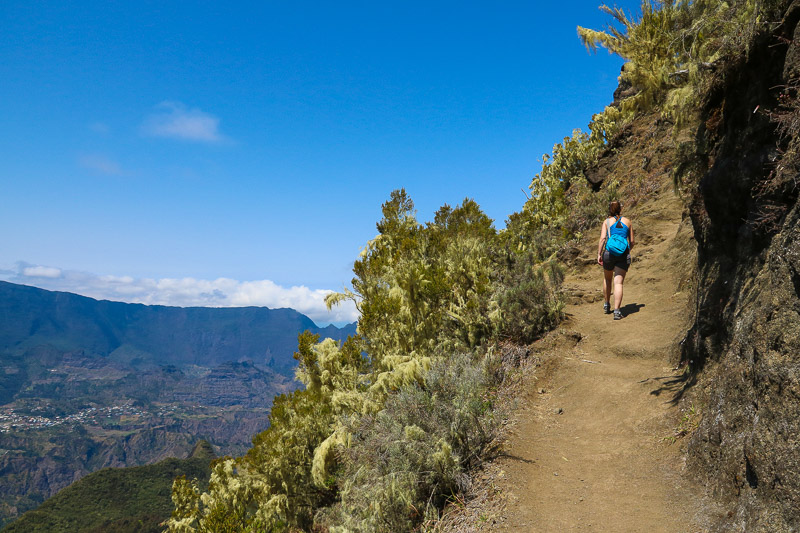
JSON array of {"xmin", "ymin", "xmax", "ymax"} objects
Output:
[{"xmin": 318, "ymin": 351, "xmax": 506, "ymax": 532}]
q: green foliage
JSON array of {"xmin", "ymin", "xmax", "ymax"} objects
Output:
[
  {"xmin": 3, "ymin": 454, "xmax": 212, "ymax": 533},
  {"xmin": 316, "ymin": 351, "xmax": 507, "ymax": 532},
  {"xmin": 579, "ymin": 1, "xmax": 696, "ymax": 114},
  {"xmin": 166, "ymin": 3, "xmax": 800, "ymax": 530},
  {"xmin": 509, "ymin": 0, "xmax": 789, "ymax": 263},
  {"xmin": 493, "ymin": 255, "xmax": 565, "ymax": 344},
  {"xmin": 333, "ymin": 190, "xmax": 503, "ymax": 363},
  {"xmin": 168, "ymin": 333, "xmax": 356, "ymax": 532},
  {"xmin": 170, "ymin": 188, "xmax": 565, "ymax": 531},
  {"xmin": 578, "ymin": 0, "xmax": 785, "ymax": 124},
  {"xmin": 427, "ymin": 199, "xmax": 500, "ymax": 351},
  {"xmin": 506, "ymin": 105, "xmax": 625, "ymax": 262},
  {"xmin": 567, "ymin": 175, "xmax": 621, "ymax": 238},
  {"xmin": 578, "ymin": 0, "xmax": 790, "ymax": 203},
  {"xmin": 346, "ymin": 189, "xmax": 437, "ymax": 361}
]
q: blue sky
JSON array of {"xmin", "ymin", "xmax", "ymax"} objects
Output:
[{"xmin": 0, "ymin": 1, "xmax": 640, "ymax": 324}]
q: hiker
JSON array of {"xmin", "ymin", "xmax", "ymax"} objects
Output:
[{"xmin": 597, "ymin": 200, "xmax": 635, "ymax": 320}]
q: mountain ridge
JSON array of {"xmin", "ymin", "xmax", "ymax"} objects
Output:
[{"xmin": 0, "ymin": 280, "xmax": 355, "ymax": 378}]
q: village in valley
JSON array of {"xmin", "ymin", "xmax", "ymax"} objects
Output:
[{"xmin": 0, "ymin": 403, "xmax": 180, "ymax": 433}]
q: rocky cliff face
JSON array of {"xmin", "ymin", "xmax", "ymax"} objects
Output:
[{"xmin": 680, "ymin": 3, "xmax": 800, "ymax": 531}]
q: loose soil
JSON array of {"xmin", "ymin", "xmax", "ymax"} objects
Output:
[{"xmin": 448, "ymin": 185, "xmax": 719, "ymax": 532}]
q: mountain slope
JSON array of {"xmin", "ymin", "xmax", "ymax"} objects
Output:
[
  {"xmin": 678, "ymin": 5, "xmax": 800, "ymax": 530},
  {"xmin": 440, "ymin": 3, "xmax": 800, "ymax": 530},
  {"xmin": 0, "ymin": 280, "xmax": 355, "ymax": 379},
  {"xmin": 2, "ymin": 441, "xmax": 215, "ymax": 533}
]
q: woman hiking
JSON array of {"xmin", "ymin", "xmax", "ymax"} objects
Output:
[{"xmin": 597, "ymin": 200, "xmax": 635, "ymax": 320}]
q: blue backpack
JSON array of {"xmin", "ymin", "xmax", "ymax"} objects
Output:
[{"xmin": 605, "ymin": 217, "xmax": 629, "ymax": 256}]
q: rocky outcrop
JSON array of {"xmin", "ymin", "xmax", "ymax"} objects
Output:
[{"xmin": 679, "ymin": 3, "xmax": 800, "ymax": 531}]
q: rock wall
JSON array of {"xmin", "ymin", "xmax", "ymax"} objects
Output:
[{"xmin": 681, "ymin": 3, "xmax": 800, "ymax": 531}]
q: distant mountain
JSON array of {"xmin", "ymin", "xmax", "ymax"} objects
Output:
[
  {"xmin": 0, "ymin": 281, "xmax": 356, "ymax": 384},
  {"xmin": 0, "ymin": 280, "xmax": 357, "ymax": 526},
  {"xmin": 1, "ymin": 440, "xmax": 215, "ymax": 533}
]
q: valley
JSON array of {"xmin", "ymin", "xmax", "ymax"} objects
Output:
[{"xmin": 0, "ymin": 281, "xmax": 354, "ymax": 527}]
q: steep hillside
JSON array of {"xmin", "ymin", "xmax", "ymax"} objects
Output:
[
  {"xmin": 51, "ymin": 2, "xmax": 792, "ymax": 531},
  {"xmin": 2, "ymin": 440, "xmax": 215, "ymax": 533},
  {"xmin": 432, "ymin": 104, "xmax": 712, "ymax": 530},
  {"xmin": 487, "ymin": 173, "xmax": 710, "ymax": 531},
  {"xmin": 679, "ymin": 3, "xmax": 800, "ymax": 530}
]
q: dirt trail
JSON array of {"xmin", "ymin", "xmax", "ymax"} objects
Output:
[{"xmin": 494, "ymin": 188, "xmax": 711, "ymax": 532}]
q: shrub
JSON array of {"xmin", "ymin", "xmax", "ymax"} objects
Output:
[
  {"xmin": 170, "ymin": 189, "xmax": 566, "ymax": 532},
  {"xmin": 578, "ymin": 0, "xmax": 788, "ymax": 125},
  {"xmin": 493, "ymin": 253, "xmax": 565, "ymax": 344},
  {"xmin": 317, "ymin": 351, "xmax": 507, "ymax": 532}
]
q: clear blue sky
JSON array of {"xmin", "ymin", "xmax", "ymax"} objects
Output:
[{"xmin": 0, "ymin": 1, "xmax": 640, "ymax": 324}]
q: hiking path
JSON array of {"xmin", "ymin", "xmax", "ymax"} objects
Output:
[{"xmin": 490, "ymin": 186, "xmax": 714, "ymax": 532}]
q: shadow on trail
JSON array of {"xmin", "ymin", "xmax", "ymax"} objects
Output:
[
  {"xmin": 498, "ymin": 453, "xmax": 536, "ymax": 465},
  {"xmin": 642, "ymin": 371, "xmax": 698, "ymax": 405},
  {"xmin": 621, "ymin": 302, "xmax": 645, "ymax": 315}
]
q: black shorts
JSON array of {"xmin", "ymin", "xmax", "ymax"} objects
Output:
[{"xmin": 603, "ymin": 250, "xmax": 631, "ymax": 272}]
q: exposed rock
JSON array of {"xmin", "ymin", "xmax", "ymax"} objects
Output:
[
  {"xmin": 610, "ymin": 66, "xmax": 639, "ymax": 108},
  {"xmin": 680, "ymin": 4, "xmax": 800, "ymax": 530},
  {"xmin": 583, "ymin": 122, "xmax": 635, "ymax": 190}
]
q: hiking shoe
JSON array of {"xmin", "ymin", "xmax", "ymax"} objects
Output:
[
  {"xmin": 613, "ymin": 309, "xmax": 622, "ymax": 320},
  {"xmin": 603, "ymin": 302, "xmax": 611, "ymax": 314}
]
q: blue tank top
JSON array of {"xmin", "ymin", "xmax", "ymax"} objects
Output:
[
  {"xmin": 607, "ymin": 217, "xmax": 629, "ymax": 240},
  {"xmin": 606, "ymin": 217, "xmax": 630, "ymax": 255}
]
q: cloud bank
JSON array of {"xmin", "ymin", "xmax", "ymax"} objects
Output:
[
  {"xmin": 1, "ymin": 262, "xmax": 358, "ymax": 326},
  {"xmin": 22, "ymin": 265, "xmax": 63, "ymax": 278},
  {"xmin": 142, "ymin": 101, "xmax": 225, "ymax": 142}
]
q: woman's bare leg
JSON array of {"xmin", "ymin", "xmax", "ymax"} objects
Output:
[
  {"xmin": 603, "ymin": 268, "xmax": 613, "ymax": 305},
  {"xmin": 613, "ymin": 267, "xmax": 627, "ymax": 310}
]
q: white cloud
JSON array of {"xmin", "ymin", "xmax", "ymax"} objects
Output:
[
  {"xmin": 22, "ymin": 265, "xmax": 62, "ymax": 278},
  {"xmin": 78, "ymin": 154, "xmax": 123, "ymax": 176},
  {"xmin": 4, "ymin": 262, "xmax": 357, "ymax": 326},
  {"xmin": 142, "ymin": 101, "xmax": 225, "ymax": 142}
]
